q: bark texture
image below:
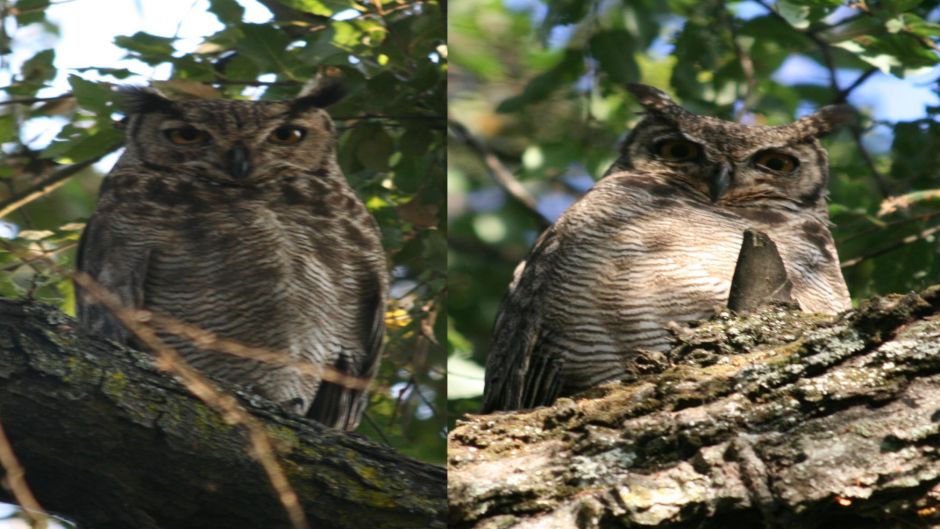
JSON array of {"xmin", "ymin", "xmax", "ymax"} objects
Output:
[
  {"xmin": 449, "ymin": 286, "xmax": 940, "ymax": 529},
  {"xmin": 0, "ymin": 298, "xmax": 446, "ymax": 529}
]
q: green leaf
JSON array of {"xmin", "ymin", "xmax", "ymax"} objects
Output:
[
  {"xmin": 67, "ymin": 75, "xmax": 113, "ymax": 115},
  {"xmin": 14, "ymin": 0, "xmax": 50, "ymax": 25},
  {"xmin": 0, "ymin": 114, "xmax": 16, "ymax": 144},
  {"xmin": 275, "ymin": 0, "xmax": 357, "ymax": 17},
  {"xmin": 589, "ymin": 30, "xmax": 639, "ymax": 84},
  {"xmin": 356, "ymin": 125, "xmax": 395, "ymax": 172},
  {"xmin": 42, "ymin": 125, "xmax": 123, "ymax": 163},
  {"xmin": 777, "ymin": 1, "xmax": 811, "ymax": 29},
  {"xmin": 237, "ymin": 23, "xmax": 301, "ymax": 75},
  {"xmin": 881, "ymin": 0, "xmax": 923, "ymax": 15},
  {"xmin": 496, "ymin": 49, "xmax": 585, "ymax": 113},
  {"xmin": 113, "ymin": 32, "xmax": 176, "ymax": 64},
  {"xmin": 20, "ymin": 49, "xmax": 56, "ymax": 85},
  {"xmin": 208, "ymin": 0, "xmax": 245, "ymax": 24}
]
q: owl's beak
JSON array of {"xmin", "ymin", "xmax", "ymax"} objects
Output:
[
  {"xmin": 226, "ymin": 143, "xmax": 252, "ymax": 179},
  {"xmin": 709, "ymin": 162, "xmax": 733, "ymax": 202}
]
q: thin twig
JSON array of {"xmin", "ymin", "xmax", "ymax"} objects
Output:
[
  {"xmin": 722, "ymin": 1, "xmax": 758, "ymax": 120},
  {"xmin": 0, "ymin": 419, "xmax": 49, "ymax": 529},
  {"xmin": 333, "ymin": 113, "xmax": 445, "ymax": 122},
  {"xmin": 836, "ymin": 68, "xmax": 878, "ymax": 102},
  {"xmin": 361, "ymin": 413, "xmax": 393, "ymax": 446},
  {"xmin": 841, "ymin": 222, "xmax": 940, "ymax": 269},
  {"xmin": 448, "ymin": 119, "xmax": 549, "ymax": 229},
  {"xmin": 0, "ymin": 157, "xmax": 105, "ymax": 219},
  {"xmin": 0, "ymin": 94, "xmax": 73, "ymax": 106}
]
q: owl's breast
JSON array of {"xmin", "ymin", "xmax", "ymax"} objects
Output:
[{"xmin": 139, "ymin": 199, "xmax": 354, "ymax": 360}]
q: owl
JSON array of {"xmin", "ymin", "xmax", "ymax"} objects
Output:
[
  {"xmin": 76, "ymin": 85, "xmax": 388, "ymax": 430},
  {"xmin": 482, "ymin": 84, "xmax": 852, "ymax": 412}
]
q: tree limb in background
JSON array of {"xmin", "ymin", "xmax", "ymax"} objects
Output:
[
  {"xmin": 0, "ymin": 298, "xmax": 446, "ymax": 529},
  {"xmin": 448, "ymin": 119, "xmax": 550, "ymax": 230}
]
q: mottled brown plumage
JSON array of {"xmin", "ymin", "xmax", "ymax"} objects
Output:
[
  {"xmin": 483, "ymin": 84, "xmax": 852, "ymax": 412},
  {"xmin": 76, "ymin": 86, "xmax": 388, "ymax": 430}
]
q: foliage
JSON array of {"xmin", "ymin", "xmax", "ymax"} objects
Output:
[
  {"xmin": 0, "ymin": 0, "xmax": 445, "ymax": 464},
  {"xmin": 448, "ymin": 0, "xmax": 940, "ymax": 415}
]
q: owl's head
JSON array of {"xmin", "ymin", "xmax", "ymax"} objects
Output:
[
  {"xmin": 117, "ymin": 83, "xmax": 345, "ymax": 185},
  {"xmin": 613, "ymin": 84, "xmax": 853, "ymax": 213}
]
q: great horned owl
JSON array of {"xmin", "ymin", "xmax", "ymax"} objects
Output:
[
  {"xmin": 482, "ymin": 84, "xmax": 852, "ymax": 412},
  {"xmin": 76, "ymin": 85, "xmax": 388, "ymax": 430}
]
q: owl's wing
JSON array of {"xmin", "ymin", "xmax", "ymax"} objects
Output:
[
  {"xmin": 307, "ymin": 266, "xmax": 386, "ymax": 431},
  {"xmin": 482, "ymin": 227, "xmax": 565, "ymax": 412},
  {"xmin": 75, "ymin": 213, "xmax": 151, "ymax": 345}
]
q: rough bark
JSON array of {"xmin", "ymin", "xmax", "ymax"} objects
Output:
[
  {"xmin": 449, "ymin": 286, "xmax": 940, "ymax": 529},
  {"xmin": 0, "ymin": 298, "xmax": 446, "ymax": 529}
]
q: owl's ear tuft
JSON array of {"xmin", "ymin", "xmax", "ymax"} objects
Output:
[
  {"xmin": 291, "ymin": 81, "xmax": 346, "ymax": 112},
  {"xmin": 626, "ymin": 84, "xmax": 679, "ymax": 112},
  {"xmin": 120, "ymin": 87, "xmax": 179, "ymax": 116},
  {"xmin": 791, "ymin": 104, "xmax": 855, "ymax": 139}
]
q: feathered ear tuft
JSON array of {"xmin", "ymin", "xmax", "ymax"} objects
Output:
[
  {"xmin": 120, "ymin": 87, "xmax": 179, "ymax": 116},
  {"xmin": 625, "ymin": 83, "xmax": 689, "ymax": 121},
  {"xmin": 789, "ymin": 104, "xmax": 855, "ymax": 139},
  {"xmin": 626, "ymin": 83, "xmax": 676, "ymax": 110},
  {"xmin": 290, "ymin": 80, "xmax": 346, "ymax": 112}
]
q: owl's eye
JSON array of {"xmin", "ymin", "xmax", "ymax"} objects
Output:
[
  {"xmin": 754, "ymin": 151, "xmax": 799, "ymax": 174},
  {"xmin": 164, "ymin": 127, "xmax": 209, "ymax": 145},
  {"xmin": 654, "ymin": 139, "xmax": 701, "ymax": 162},
  {"xmin": 269, "ymin": 126, "xmax": 307, "ymax": 145}
]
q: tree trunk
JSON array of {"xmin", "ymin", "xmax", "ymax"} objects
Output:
[
  {"xmin": 0, "ymin": 299, "xmax": 446, "ymax": 529},
  {"xmin": 448, "ymin": 286, "xmax": 940, "ymax": 529}
]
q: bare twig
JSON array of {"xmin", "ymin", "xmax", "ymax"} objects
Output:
[
  {"xmin": 721, "ymin": 1, "xmax": 758, "ymax": 120},
  {"xmin": 448, "ymin": 119, "xmax": 549, "ymax": 229},
  {"xmin": 837, "ymin": 68, "xmax": 878, "ymax": 102},
  {"xmin": 333, "ymin": 113, "xmax": 445, "ymax": 122},
  {"xmin": 841, "ymin": 222, "xmax": 940, "ymax": 269},
  {"xmin": 0, "ymin": 157, "xmax": 106, "ymax": 219},
  {"xmin": 0, "ymin": 94, "xmax": 73, "ymax": 106},
  {"xmin": 0, "ymin": 419, "xmax": 48, "ymax": 529}
]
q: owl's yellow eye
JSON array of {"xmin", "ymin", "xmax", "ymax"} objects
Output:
[
  {"xmin": 654, "ymin": 139, "xmax": 701, "ymax": 161},
  {"xmin": 164, "ymin": 127, "xmax": 209, "ymax": 145},
  {"xmin": 269, "ymin": 126, "xmax": 307, "ymax": 145},
  {"xmin": 754, "ymin": 151, "xmax": 799, "ymax": 174}
]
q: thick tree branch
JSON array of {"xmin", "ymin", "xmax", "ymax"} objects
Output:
[
  {"xmin": 0, "ymin": 299, "xmax": 446, "ymax": 529},
  {"xmin": 449, "ymin": 286, "xmax": 940, "ymax": 528}
]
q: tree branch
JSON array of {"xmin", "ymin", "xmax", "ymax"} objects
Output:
[
  {"xmin": 449, "ymin": 287, "xmax": 940, "ymax": 528},
  {"xmin": 0, "ymin": 156, "xmax": 107, "ymax": 219},
  {"xmin": 448, "ymin": 119, "xmax": 550, "ymax": 230},
  {"xmin": 0, "ymin": 299, "xmax": 446, "ymax": 529}
]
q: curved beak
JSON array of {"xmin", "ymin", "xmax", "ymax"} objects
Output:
[
  {"xmin": 709, "ymin": 162, "xmax": 733, "ymax": 202},
  {"xmin": 226, "ymin": 143, "xmax": 251, "ymax": 179}
]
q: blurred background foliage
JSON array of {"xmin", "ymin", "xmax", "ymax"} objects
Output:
[
  {"xmin": 0, "ymin": 0, "xmax": 445, "ymax": 465},
  {"xmin": 448, "ymin": 0, "xmax": 940, "ymax": 418}
]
